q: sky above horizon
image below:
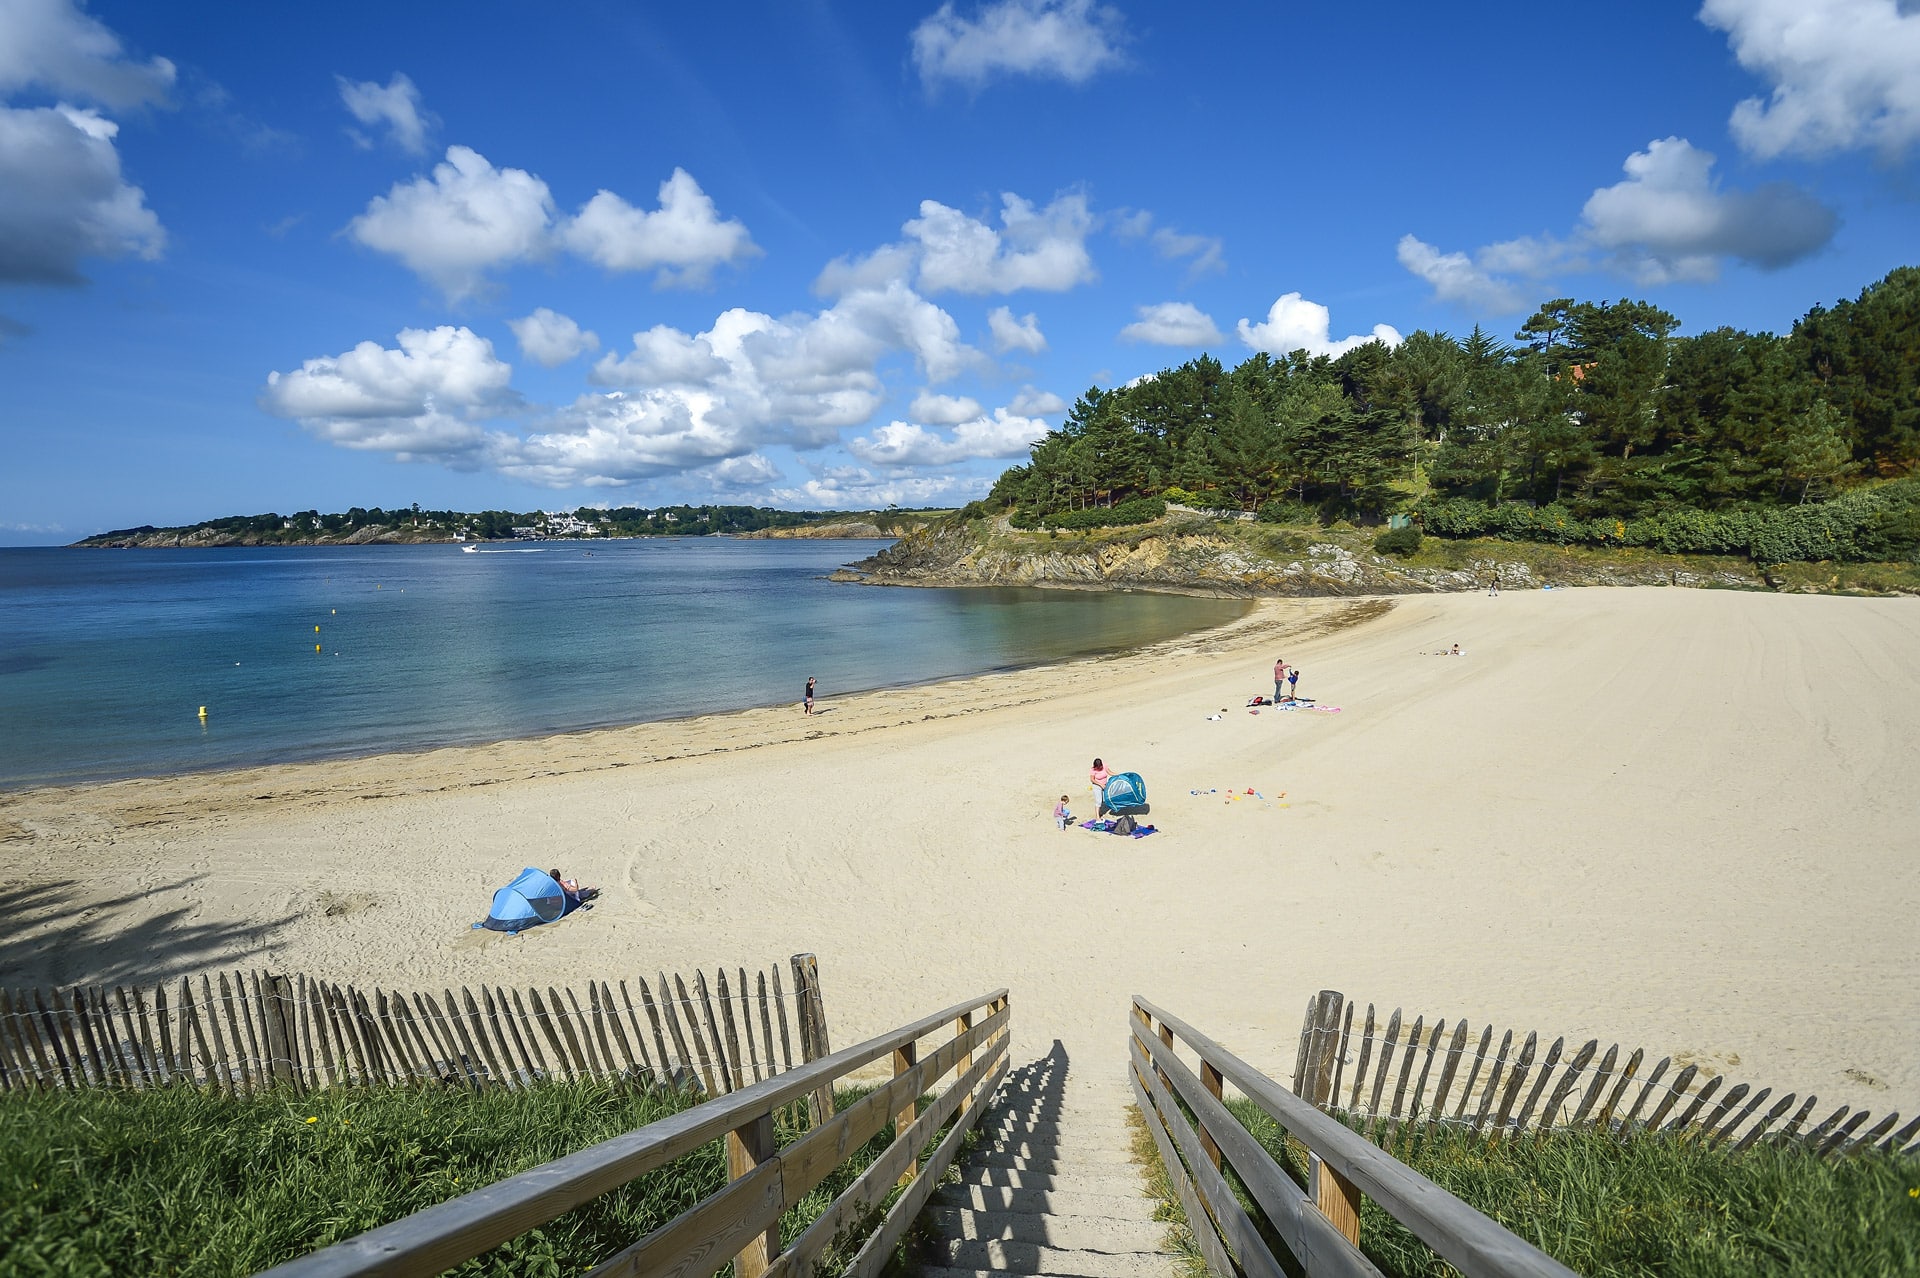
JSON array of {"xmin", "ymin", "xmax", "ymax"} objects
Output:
[{"xmin": 2, "ymin": 0, "xmax": 1917, "ymax": 544}]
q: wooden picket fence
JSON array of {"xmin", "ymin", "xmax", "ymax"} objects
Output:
[
  {"xmin": 0, "ymin": 954, "xmax": 834, "ymax": 1097},
  {"xmin": 1294, "ymin": 990, "xmax": 1920, "ymax": 1158}
]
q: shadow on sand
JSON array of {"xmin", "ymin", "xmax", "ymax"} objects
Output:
[{"xmin": 0, "ymin": 878, "xmax": 296, "ymax": 990}]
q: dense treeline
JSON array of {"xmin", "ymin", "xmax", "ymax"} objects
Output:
[{"xmin": 984, "ymin": 267, "xmax": 1920, "ymax": 561}]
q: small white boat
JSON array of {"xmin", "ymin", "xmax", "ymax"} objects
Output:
[{"xmin": 462, "ymin": 544, "xmax": 480, "ymax": 553}]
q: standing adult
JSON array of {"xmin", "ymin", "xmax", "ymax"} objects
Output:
[
  {"xmin": 1273, "ymin": 657, "xmax": 1287, "ymax": 702},
  {"xmin": 804, "ymin": 676, "xmax": 816, "ymax": 715}
]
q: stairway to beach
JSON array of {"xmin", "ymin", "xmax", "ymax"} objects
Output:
[{"xmin": 921, "ymin": 1042, "xmax": 1178, "ymax": 1278}]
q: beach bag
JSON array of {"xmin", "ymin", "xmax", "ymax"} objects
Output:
[{"xmin": 1113, "ymin": 814, "xmax": 1137, "ymax": 835}]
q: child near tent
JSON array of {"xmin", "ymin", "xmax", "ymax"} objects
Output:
[{"xmin": 1053, "ymin": 795, "xmax": 1072, "ymax": 830}]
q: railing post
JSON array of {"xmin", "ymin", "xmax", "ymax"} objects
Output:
[
  {"xmin": 728, "ymin": 1111, "xmax": 781, "ymax": 1278},
  {"xmin": 953, "ymin": 1011, "xmax": 974, "ymax": 1121},
  {"xmin": 1307, "ymin": 991, "xmax": 1345, "ymax": 1107},
  {"xmin": 1310, "ymin": 1150, "xmax": 1362, "ymax": 1246},
  {"xmin": 1199, "ymin": 1059, "xmax": 1225, "ymax": 1170},
  {"xmin": 894, "ymin": 1041, "xmax": 919, "ymax": 1186}
]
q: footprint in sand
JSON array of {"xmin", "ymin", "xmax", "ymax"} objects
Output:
[{"xmin": 315, "ymin": 890, "xmax": 377, "ymax": 919}]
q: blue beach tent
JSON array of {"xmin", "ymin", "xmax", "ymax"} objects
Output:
[
  {"xmin": 1102, "ymin": 771, "xmax": 1147, "ymax": 812},
  {"xmin": 480, "ymin": 867, "xmax": 568, "ymax": 934}
]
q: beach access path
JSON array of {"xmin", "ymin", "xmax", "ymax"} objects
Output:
[{"xmin": 2, "ymin": 587, "xmax": 1917, "ymax": 1120}]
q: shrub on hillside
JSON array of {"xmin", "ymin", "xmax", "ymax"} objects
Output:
[
  {"xmin": 1256, "ymin": 498, "xmax": 1318, "ymax": 525},
  {"xmin": 1373, "ymin": 526, "xmax": 1423, "ymax": 557},
  {"xmin": 1039, "ymin": 497, "xmax": 1168, "ymax": 531}
]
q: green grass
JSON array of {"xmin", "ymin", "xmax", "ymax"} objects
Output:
[
  {"xmin": 0, "ymin": 1080, "xmax": 939, "ymax": 1277},
  {"xmin": 1214, "ymin": 1099, "xmax": 1920, "ymax": 1278}
]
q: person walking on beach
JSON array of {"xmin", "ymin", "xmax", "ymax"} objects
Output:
[
  {"xmin": 1488, "ymin": 577, "xmax": 1500, "ymax": 596},
  {"xmin": 803, "ymin": 676, "xmax": 816, "ymax": 715},
  {"xmin": 1273, "ymin": 657, "xmax": 1287, "ymax": 702}
]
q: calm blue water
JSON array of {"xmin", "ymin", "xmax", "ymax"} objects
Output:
[{"xmin": 0, "ymin": 541, "xmax": 1244, "ymax": 788}]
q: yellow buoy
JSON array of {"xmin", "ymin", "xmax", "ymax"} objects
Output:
[
  {"xmin": 315, "ymin": 625, "xmax": 321, "ymax": 632},
  {"xmin": 198, "ymin": 706, "xmax": 207, "ymax": 720},
  {"xmin": 316, "ymin": 643, "xmax": 322, "ymax": 652}
]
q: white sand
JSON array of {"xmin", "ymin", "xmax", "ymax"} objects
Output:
[{"xmin": 3, "ymin": 588, "xmax": 1916, "ymax": 1111}]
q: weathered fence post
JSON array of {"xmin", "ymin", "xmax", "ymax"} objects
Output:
[
  {"xmin": 1305, "ymin": 990, "xmax": 1345, "ymax": 1106},
  {"xmin": 263, "ymin": 973, "xmax": 298, "ymax": 1087},
  {"xmin": 894, "ymin": 1040, "xmax": 919, "ymax": 1186},
  {"xmin": 791, "ymin": 953, "xmax": 835, "ymax": 1123},
  {"xmin": 727, "ymin": 1111, "xmax": 781, "ymax": 1278}
]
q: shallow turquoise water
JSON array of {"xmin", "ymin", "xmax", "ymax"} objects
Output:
[{"xmin": 0, "ymin": 540, "xmax": 1245, "ymax": 787}]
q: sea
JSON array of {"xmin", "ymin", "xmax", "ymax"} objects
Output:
[{"xmin": 0, "ymin": 540, "xmax": 1246, "ymax": 789}]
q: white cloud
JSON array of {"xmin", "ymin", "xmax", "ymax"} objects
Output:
[
  {"xmin": 1120, "ymin": 301, "xmax": 1223, "ymax": 347},
  {"xmin": 1237, "ymin": 294, "xmax": 1402, "ymax": 358},
  {"xmin": 337, "ymin": 72, "xmax": 435, "ymax": 154},
  {"xmin": 509, "ymin": 307, "xmax": 599, "ymax": 367},
  {"xmin": 1152, "ymin": 227, "xmax": 1225, "ymax": 277},
  {"xmin": 907, "ymin": 193, "xmax": 1096, "ymax": 294},
  {"xmin": 910, "ymin": 390, "xmax": 985, "ymax": 424},
  {"xmin": 260, "ymin": 325, "xmax": 515, "ymax": 461},
  {"xmin": 771, "ymin": 466, "xmax": 985, "ymax": 510},
  {"xmin": 0, "ymin": 0, "xmax": 174, "ymax": 110},
  {"xmin": 1394, "ymin": 235, "xmax": 1531, "ymax": 313},
  {"xmin": 558, "ymin": 167, "xmax": 758, "ymax": 287},
  {"xmin": 1009, "ymin": 385, "xmax": 1067, "ymax": 416},
  {"xmin": 347, "ymin": 146, "xmax": 555, "ymax": 301},
  {"xmin": 0, "ymin": 104, "xmax": 163, "ymax": 283},
  {"xmin": 347, "ymin": 147, "xmax": 755, "ymax": 300},
  {"xmin": 1579, "ymin": 136, "xmax": 1838, "ymax": 282},
  {"xmin": 1400, "ymin": 136, "xmax": 1835, "ymax": 306},
  {"xmin": 987, "ymin": 305, "xmax": 1047, "ymax": 352},
  {"xmin": 705, "ymin": 453, "xmax": 782, "ymax": 487},
  {"xmin": 911, "ymin": 0, "xmax": 1125, "ymax": 90},
  {"xmin": 848, "ymin": 408, "xmax": 1048, "ymax": 467},
  {"xmin": 1700, "ymin": 0, "xmax": 1920, "ymax": 159}
]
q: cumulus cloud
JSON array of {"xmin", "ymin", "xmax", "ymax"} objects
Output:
[
  {"xmin": 347, "ymin": 146, "xmax": 555, "ymax": 300},
  {"xmin": 1700, "ymin": 0, "xmax": 1920, "ymax": 159},
  {"xmin": 1152, "ymin": 227, "xmax": 1225, "ymax": 277},
  {"xmin": 771, "ymin": 465, "xmax": 986, "ymax": 510},
  {"xmin": 910, "ymin": 390, "xmax": 985, "ymax": 424},
  {"xmin": 1009, "ymin": 385, "xmax": 1067, "ymax": 415},
  {"xmin": 509, "ymin": 307, "xmax": 599, "ymax": 367},
  {"xmin": 1401, "ymin": 136, "xmax": 1836, "ymax": 307},
  {"xmin": 1120, "ymin": 301, "xmax": 1223, "ymax": 347},
  {"xmin": 0, "ymin": 104, "xmax": 164, "ymax": 283},
  {"xmin": 337, "ymin": 72, "xmax": 435, "ymax": 154},
  {"xmin": 1394, "ymin": 235, "xmax": 1533, "ymax": 314},
  {"xmin": 1237, "ymin": 295, "xmax": 1402, "ymax": 358},
  {"xmin": 848, "ymin": 408, "xmax": 1049, "ymax": 467},
  {"xmin": 348, "ymin": 147, "xmax": 755, "ymax": 300},
  {"xmin": 907, "ymin": 192, "xmax": 1096, "ymax": 294},
  {"xmin": 260, "ymin": 325, "xmax": 516, "ymax": 461},
  {"xmin": 1580, "ymin": 136, "xmax": 1837, "ymax": 282},
  {"xmin": 558, "ymin": 167, "xmax": 758, "ymax": 287},
  {"xmin": 704, "ymin": 453, "xmax": 782, "ymax": 487},
  {"xmin": 911, "ymin": 0, "xmax": 1125, "ymax": 90},
  {"xmin": 987, "ymin": 305, "xmax": 1047, "ymax": 352},
  {"xmin": 0, "ymin": 0, "xmax": 174, "ymax": 110}
]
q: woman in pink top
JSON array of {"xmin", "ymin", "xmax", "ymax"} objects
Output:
[{"xmin": 1089, "ymin": 758, "xmax": 1109, "ymax": 789}]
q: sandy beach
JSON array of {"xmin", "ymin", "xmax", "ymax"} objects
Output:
[{"xmin": 3, "ymin": 587, "xmax": 1917, "ymax": 1113}]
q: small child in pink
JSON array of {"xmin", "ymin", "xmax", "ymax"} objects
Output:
[{"xmin": 1053, "ymin": 795, "xmax": 1072, "ymax": 829}]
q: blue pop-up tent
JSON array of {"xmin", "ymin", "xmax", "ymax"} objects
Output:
[
  {"xmin": 1101, "ymin": 771, "xmax": 1147, "ymax": 812},
  {"xmin": 479, "ymin": 867, "xmax": 568, "ymax": 934}
]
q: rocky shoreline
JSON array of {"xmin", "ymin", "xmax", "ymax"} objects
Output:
[{"xmin": 833, "ymin": 515, "xmax": 1771, "ymax": 596}]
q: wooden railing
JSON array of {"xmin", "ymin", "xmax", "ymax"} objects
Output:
[
  {"xmin": 1132, "ymin": 996, "xmax": 1578, "ymax": 1278},
  {"xmin": 258, "ymin": 989, "xmax": 1010, "ymax": 1278},
  {"xmin": 1294, "ymin": 990, "xmax": 1920, "ymax": 1158},
  {"xmin": 0, "ymin": 956, "xmax": 832, "ymax": 1097}
]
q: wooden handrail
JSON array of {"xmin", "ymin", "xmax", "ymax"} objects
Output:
[
  {"xmin": 1134, "ymin": 996, "xmax": 1579, "ymax": 1278},
  {"xmin": 260, "ymin": 988, "xmax": 1009, "ymax": 1278}
]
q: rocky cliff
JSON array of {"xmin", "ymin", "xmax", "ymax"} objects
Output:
[{"xmin": 838, "ymin": 514, "xmax": 1770, "ymax": 596}]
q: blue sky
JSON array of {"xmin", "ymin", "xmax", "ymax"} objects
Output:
[{"xmin": 2, "ymin": 0, "xmax": 1917, "ymax": 543}]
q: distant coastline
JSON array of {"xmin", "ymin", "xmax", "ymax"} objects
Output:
[{"xmin": 70, "ymin": 503, "xmax": 947, "ymax": 548}]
